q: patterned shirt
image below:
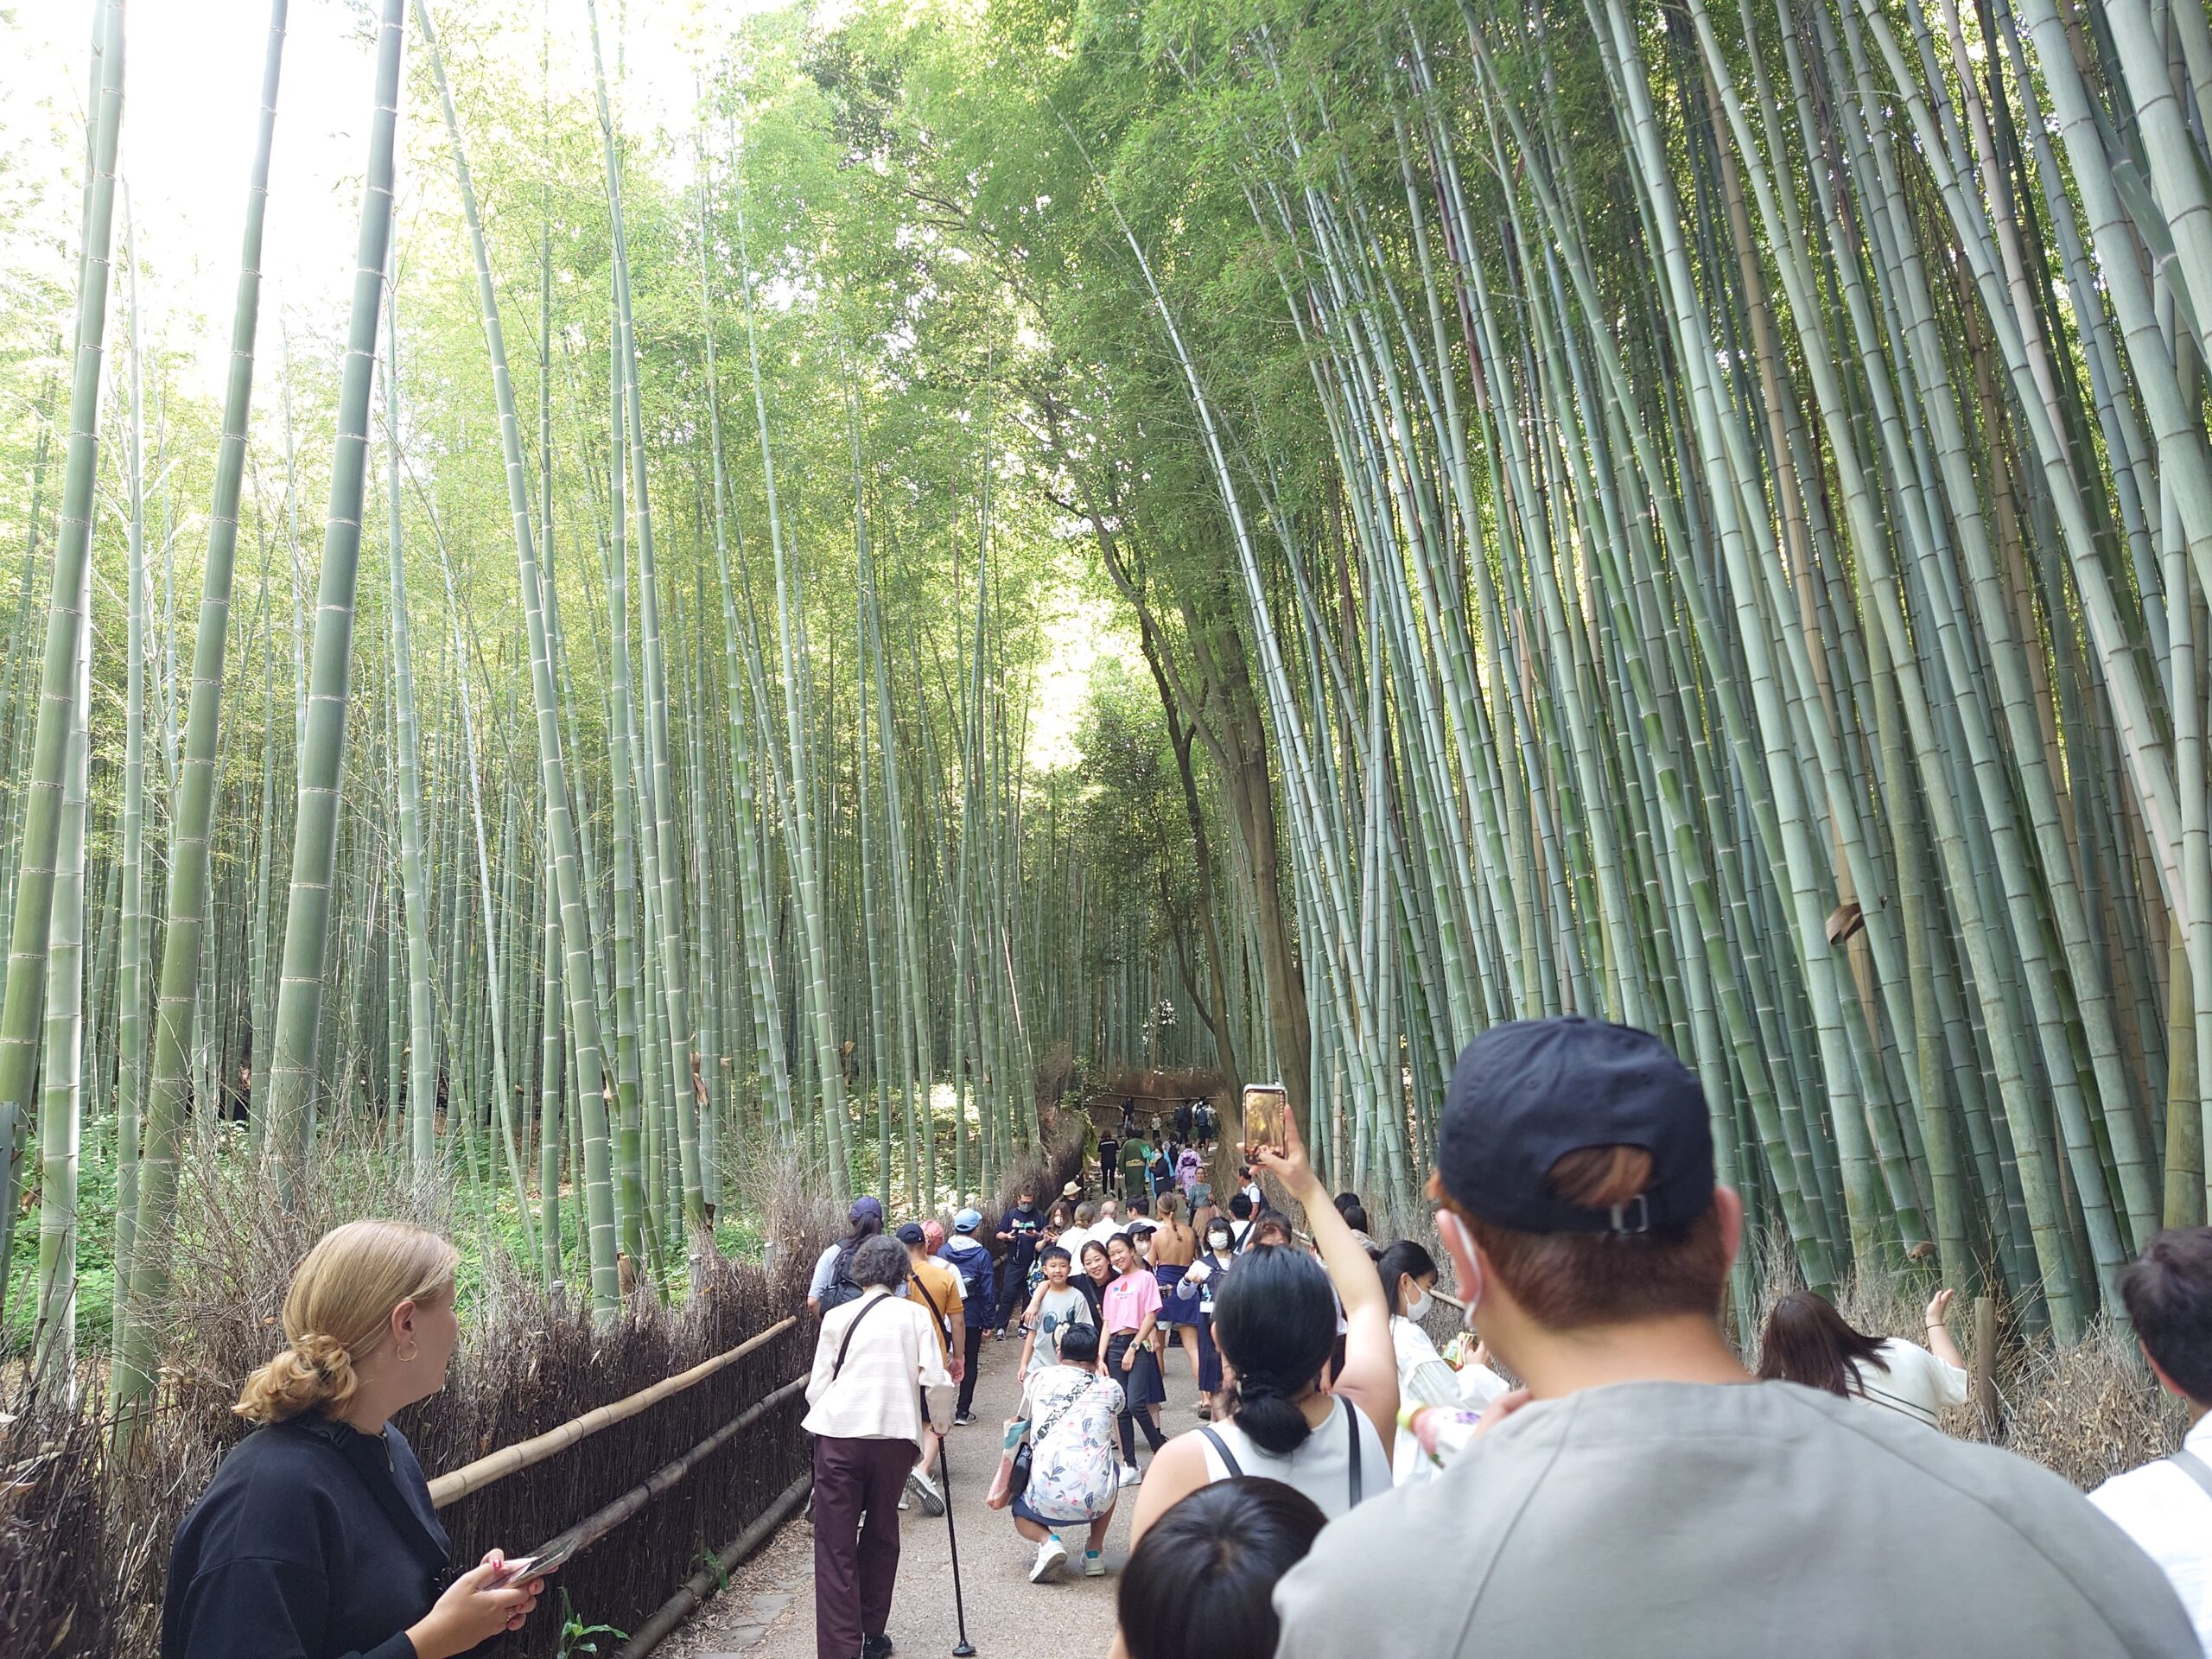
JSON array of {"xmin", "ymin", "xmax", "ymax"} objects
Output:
[{"xmin": 1020, "ymin": 1364, "xmax": 1126, "ymax": 1523}]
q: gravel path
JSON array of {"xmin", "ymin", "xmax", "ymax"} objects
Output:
[{"xmin": 665, "ymin": 1313, "xmax": 1211, "ymax": 1659}]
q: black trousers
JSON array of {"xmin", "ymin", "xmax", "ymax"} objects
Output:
[
  {"xmin": 1106, "ymin": 1332, "xmax": 1167, "ymax": 1464},
  {"xmin": 995, "ymin": 1254, "xmax": 1033, "ymax": 1331},
  {"xmin": 956, "ymin": 1324, "xmax": 984, "ymax": 1416}
]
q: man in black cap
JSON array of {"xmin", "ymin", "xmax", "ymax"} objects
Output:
[{"xmin": 1273, "ymin": 1016, "xmax": 2191, "ymax": 1658}]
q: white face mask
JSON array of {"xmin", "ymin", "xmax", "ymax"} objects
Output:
[
  {"xmin": 1208, "ymin": 1231, "xmax": 1232, "ymax": 1252},
  {"xmin": 1405, "ymin": 1288, "xmax": 1433, "ymax": 1321}
]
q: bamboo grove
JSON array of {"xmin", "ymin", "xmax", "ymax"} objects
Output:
[
  {"xmin": 0, "ymin": 0, "xmax": 1226, "ymax": 1403},
  {"xmin": 806, "ymin": 0, "xmax": 2212, "ymax": 1343},
  {"xmin": 2, "ymin": 0, "xmax": 2209, "ymax": 1398}
]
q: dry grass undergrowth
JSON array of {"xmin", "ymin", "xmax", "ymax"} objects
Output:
[
  {"xmin": 1743, "ymin": 1234, "xmax": 2184, "ymax": 1487},
  {"xmin": 2, "ymin": 1121, "xmax": 824, "ymax": 1659}
]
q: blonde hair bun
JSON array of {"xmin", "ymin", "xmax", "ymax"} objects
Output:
[{"xmin": 233, "ymin": 1221, "xmax": 457, "ymax": 1425}]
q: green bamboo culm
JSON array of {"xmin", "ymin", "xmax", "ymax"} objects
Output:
[
  {"xmin": 0, "ymin": 0, "xmax": 123, "ymax": 1329},
  {"xmin": 260, "ymin": 0, "xmax": 406, "ymax": 1187}
]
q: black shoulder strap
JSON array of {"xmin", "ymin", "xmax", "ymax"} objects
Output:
[
  {"xmin": 831, "ymin": 1292, "xmax": 889, "ymax": 1381},
  {"xmin": 1344, "ymin": 1397, "xmax": 1364, "ymax": 1506},
  {"xmin": 2170, "ymin": 1446, "xmax": 2212, "ymax": 1502},
  {"xmin": 1198, "ymin": 1424, "xmax": 1245, "ymax": 1479},
  {"xmin": 915, "ymin": 1276, "xmax": 953, "ymax": 1343}
]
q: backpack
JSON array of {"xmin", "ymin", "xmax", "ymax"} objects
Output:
[
  {"xmin": 944, "ymin": 1238, "xmax": 994, "ymax": 1316},
  {"xmin": 817, "ymin": 1239, "xmax": 866, "ymax": 1313}
]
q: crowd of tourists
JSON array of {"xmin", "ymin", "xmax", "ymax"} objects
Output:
[
  {"xmin": 157, "ymin": 1017, "xmax": 2212, "ymax": 1659},
  {"xmin": 798, "ymin": 1020, "xmax": 2212, "ymax": 1659}
]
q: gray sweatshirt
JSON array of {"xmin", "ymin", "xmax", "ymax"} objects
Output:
[{"xmin": 1274, "ymin": 1377, "xmax": 2194, "ymax": 1659}]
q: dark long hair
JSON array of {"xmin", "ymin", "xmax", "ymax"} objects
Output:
[
  {"xmin": 1375, "ymin": 1240, "xmax": 1438, "ymax": 1317},
  {"xmin": 1209, "ymin": 1244, "xmax": 1338, "ymax": 1455},
  {"xmin": 1119, "ymin": 1478, "xmax": 1326, "ymax": 1659},
  {"xmin": 1756, "ymin": 1289, "xmax": 1891, "ymax": 1395}
]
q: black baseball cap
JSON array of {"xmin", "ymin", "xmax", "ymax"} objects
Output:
[
  {"xmin": 1437, "ymin": 1017, "xmax": 1713, "ymax": 1235},
  {"xmin": 894, "ymin": 1222, "xmax": 927, "ymax": 1247}
]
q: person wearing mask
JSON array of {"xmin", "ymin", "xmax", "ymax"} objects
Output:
[
  {"xmin": 1172, "ymin": 1217, "xmax": 1237, "ymax": 1414},
  {"xmin": 897, "ymin": 1223, "xmax": 963, "ymax": 1516},
  {"xmin": 810, "ymin": 1196, "xmax": 887, "ymax": 1314},
  {"xmin": 1272, "ymin": 1015, "xmax": 2193, "ymax": 1657},
  {"xmin": 1115, "ymin": 1478, "xmax": 1326, "ymax": 1659},
  {"xmin": 163, "ymin": 1222, "xmax": 543, "ymax": 1659},
  {"xmin": 995, "ymin": 1186, "xmax": 1046, "ymax": 1338},
  {"xmin": 1104, "ymin": 1232, "xmax": 1170, "ymax": 1483},
  {"xmin": 803, "ymin": 1234, "xmax": 953, "ymax": 1659},
  {"xmin": 1757, "ymin": 1287, "xmax": 1969, "ymax": 1429},
  {"xmin": 988, "ymin": 1323, "xmax": 1125, "ymax": 1583},
  {"xmin": 2092, "ymin": 1226, "xmax": 2212, "ymax": 1653},
  {"xmin": 1130, "ymin": 1112, "xmax": 1395, "ymax": 1539},
  {"xmin": 1376, "ymin": 1240, "xmax": 1505, "ymax": 1486},
  {"xmin": 938, "ymin": 1209, "xmax": 997, "ymax": 1426},
  {"xmin": 1019, "ymin": 1245, "xmax": 1096, "ymax": 1376}
]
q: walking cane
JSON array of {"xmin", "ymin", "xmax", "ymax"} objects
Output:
[{"xmin": 935, "ymin": 1432, "xmax": 976, "ymax": 1656}]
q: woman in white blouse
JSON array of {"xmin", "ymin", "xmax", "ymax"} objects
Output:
[
  {"xmin": 1755, "ymin": 1286, "xmax": 1969, "ymax": 1428},
  {"xmin": 1376, "ymin": 1240, "xmax": 1510, "ymax": 1484},
  {"xmin": 803, "ymin": 1235, "xmax": 955, "ymax": 1659}
]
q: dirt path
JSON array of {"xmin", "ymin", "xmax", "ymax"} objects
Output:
[{"xmin": 664, "ymin": 1309, "xmax": 1210, "ymax": 1659}]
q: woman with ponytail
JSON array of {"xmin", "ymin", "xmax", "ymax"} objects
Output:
[
  {"xmin": 1122, "ymin": 1109, "xmax": 1395, "ymax": 1556},
  {"xmin": 163, "ymin": 1220, "xmax": 544, "ymax": 1659}
]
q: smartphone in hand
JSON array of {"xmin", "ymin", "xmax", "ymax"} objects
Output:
[{"xmin": 1242, "ymin": 1084, "xmax": 1289, "ymax": 1157}]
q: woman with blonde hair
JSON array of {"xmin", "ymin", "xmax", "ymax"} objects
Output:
[{"xmin": 163, "ymin": 1220, "xmax": 544, "ymax": 1659}]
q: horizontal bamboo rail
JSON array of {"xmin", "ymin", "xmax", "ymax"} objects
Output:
[
  {"xmin": 525, "ymin": 1374, "xmax": 809, "ymax": 1571},
  {"xmin": 428, "ymin": 1316, "xmax": 799, "ymax": 1508},
  {"xmin": 618, "ymin": 1471, "xmax": 815, "ymax": 1658}
]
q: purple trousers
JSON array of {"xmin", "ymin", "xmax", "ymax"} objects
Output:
[{"xmin": 811, "ymin": 1434, "xmax": 916, "ymax": 1659}]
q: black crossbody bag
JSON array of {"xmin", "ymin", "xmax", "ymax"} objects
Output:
[{"xmin": 1009, "ymin": 1377, "xmax": 1100, "ymax": 1500}]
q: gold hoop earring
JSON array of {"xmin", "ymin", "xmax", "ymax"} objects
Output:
[{"xmin": 398, "ymin": 1344, "xmax": 420, "ymax": 1363}]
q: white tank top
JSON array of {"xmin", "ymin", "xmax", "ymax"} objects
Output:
[{"xmin": 1195, "ymin": 1395, "xmax": 1389, "ymax": 1520}]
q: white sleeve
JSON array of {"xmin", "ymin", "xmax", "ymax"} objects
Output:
[
  {"xmin": 808, "ymin": 1243, "xmax": 841, "ymax": 1300},
  {"xmin": 1457, "ymin": 1362, "xmax": 1513, "ymax": 1408},
  {"xmin": 804, "ymin": 1305, "xmax": 843, "ymax": 1406},
  {"xmin": 1905, "ymin": 1338, "xmax": 1971, "ymax": 1407}
]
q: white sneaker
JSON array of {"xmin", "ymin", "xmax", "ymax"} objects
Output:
[
  {"xmin": 1029, "ymin": 1535, "xmax": 1069, "ymax": 1584},
  {"xmin": 905, "ymin": 1467, "xmax": 945, "ymax": 1516},
  {"xmin": 1118, "ymin": 1463, "xmax": 1142, "ymax": 1488}
]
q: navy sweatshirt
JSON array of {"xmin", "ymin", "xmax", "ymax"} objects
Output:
[{"xmin": 162, "ymin": 1413, "xmax": 452, "ymax": 1659}]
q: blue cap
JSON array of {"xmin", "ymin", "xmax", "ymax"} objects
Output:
[
  {"xmin": 954, "ymin": 1207, "xmax": 982, "ymax": 1233},
  {"xmin": 1438, "ymin": 1017, "xmax": 1713, "ymax": 1235},
  {"xmin": 849, "ymin": 1196, "xmax": 884, "ymax": 1225}
]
